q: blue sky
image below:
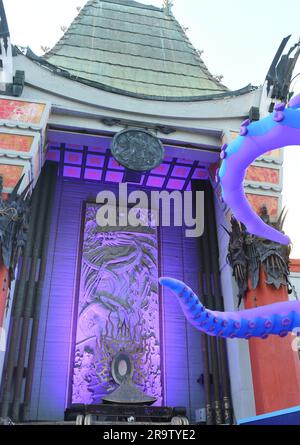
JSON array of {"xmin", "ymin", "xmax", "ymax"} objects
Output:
[{"xmin": 3, "ymin": 0, "xmax": 300, "ymax": 255}]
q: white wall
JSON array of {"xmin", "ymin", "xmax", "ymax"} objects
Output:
[{"xmin": 214, "ymin": 193, "xmax": 256, "ymax": 422}]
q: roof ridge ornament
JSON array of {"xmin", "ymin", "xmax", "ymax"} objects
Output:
[
  {"xmin": 0, "ymin": 0, "xmax": 10, "ymax": 54},
  {"xmin": 163, "ymin": 0, "xmax": 173, "ymax": 15},
  {"xmin": 0, "ymin": 0, "xmax": 14, "ymax": 89},
  {"xmin": 266, "ymin": 35, "xmax": 300, "ymax": 102}
]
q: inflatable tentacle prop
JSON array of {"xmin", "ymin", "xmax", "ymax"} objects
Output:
[
  {"xmin": 159, "ymin": 277, "xmax": 300, "ymax": 339},
  {"xmin": 217, "ymin": 94, "xmax": 300, "ymax": 245}
]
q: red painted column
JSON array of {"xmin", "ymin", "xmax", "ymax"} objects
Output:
[
  {"xmin": 0, "ymin": 262, "xmax": 9, "ymax": 328},
  {"xmin": 290, "ymin": 259, "xmax": 300, "ymax": 273},
  {"xmin": 245, "ymin": 267, "xmax": 300, "ymax": 415}
]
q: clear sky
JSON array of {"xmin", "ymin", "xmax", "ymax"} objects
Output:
[{"xmin": 3, "ymin": 0, "xmax": 300, "ymax": 256}]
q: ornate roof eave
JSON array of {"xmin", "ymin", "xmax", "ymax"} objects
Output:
[
  {"xmin": 24, "ymin": 47, "xmax": 258, "ymax": 103},
  {"xmin": 13, "ymin": 50, "xmax": 263, "ymax": 133},
  {"xmin": 10, "ymin": 50, "xmax": 264, "ymax": 168}
]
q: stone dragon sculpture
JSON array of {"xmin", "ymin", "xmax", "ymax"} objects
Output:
[{"xmin": 225, "ymin": 210, "xmax": 292, "ymax": 307}]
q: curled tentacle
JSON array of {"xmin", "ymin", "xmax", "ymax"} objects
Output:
[
  {"xmin": 219, "ymin": 94, "xmax": 300, "ymax": 245},
  {"xmin": 159, "ymin": 277, "xmax": 300, "ymax": 340}
]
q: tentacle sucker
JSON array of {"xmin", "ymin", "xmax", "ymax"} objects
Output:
[{"xmin": 159, "ymin": 277, "xmax": 300, "ymax": 340}]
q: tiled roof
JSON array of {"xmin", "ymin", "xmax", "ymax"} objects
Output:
[{"xmin": 43, "ymin": 0, "xmax": 228, "ymax": 99}]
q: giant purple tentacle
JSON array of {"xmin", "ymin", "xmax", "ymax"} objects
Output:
[
  {"xmin": 159, "ymin": 277, "xmax": 300, "ymax": 340},
  {"xmin": 218, "ymin": 94, "xmax": 300, "ymax": 245}
]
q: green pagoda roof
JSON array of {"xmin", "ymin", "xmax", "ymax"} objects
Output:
[{"xmin": 43, "ymin": 0, "xmax": 228, "ymax": 100}]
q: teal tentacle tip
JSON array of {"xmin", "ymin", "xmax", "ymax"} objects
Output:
[
  {"xmin": 159, "ymin": 277, "xmax": 182, "ymax": 290},
  {"xmin": 159, "ymin": 277, "xmax": 171, "ymax": 286}
]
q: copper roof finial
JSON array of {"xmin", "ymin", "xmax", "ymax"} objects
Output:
[
  {"xmin": 0, "ymin": 0, "xmax": 10, "ymax": 54},
  {"xmin": 163, "ymin": 0, "xmax": 173, "ymax": 14}
]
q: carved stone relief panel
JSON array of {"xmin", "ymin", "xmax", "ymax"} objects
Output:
[{"xmin": 72, "ymin": 203, "xmax": 162, "ymax": 405}]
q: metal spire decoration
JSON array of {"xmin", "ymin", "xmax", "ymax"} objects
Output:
[
  {"xmin": 266, "ymin": 35, "xmax": 300, "ymax": 102},
  {"xmin": 0, "ymin": 0, "xmax": 10, "ymax": 54},
  {"xmin": 163, "ymin": 0, "xmax": 173, "ymax": 14}
]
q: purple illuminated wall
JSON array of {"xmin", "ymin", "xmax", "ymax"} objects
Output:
[
  {"xmin": 46, "ymin": 139, "xmax": 208, "ymax": 192},
  {"xmin": 29, "ymin": 178, "xmax": 204, "ymax": 421},
  {"xmin": 72, "ymin": 204, "xmax": 162, "ymax": 404}
]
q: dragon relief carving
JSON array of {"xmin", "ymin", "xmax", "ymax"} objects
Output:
[{"xmin": 72, "ymin": 204, "xmax": 162, "ymax": 405}]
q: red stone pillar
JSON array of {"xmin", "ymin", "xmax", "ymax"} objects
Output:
[
  {"xmin": 245, "ymin": 267, "xmax": 300, "ymax": 415},
  {"xmin": 0, "ymin": 263, "xmax": 9, "ymax": 328}
]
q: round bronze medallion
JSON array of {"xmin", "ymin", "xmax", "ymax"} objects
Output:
[{"xmin": 111, "ymin": 129, "xmax": 165, "ymax": 172}]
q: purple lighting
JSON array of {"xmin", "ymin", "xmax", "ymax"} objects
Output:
[
  {"xmin": 46, "ymin": 149, "xmax": 60, "ymax": 162},
  {"xmin": 63, "ymin": 166, "xmax": 81, "ymax": 178},
  {"xmin": 64, "ymin": 152, "xmax": 83, "ymax": 165},
  {"xmin": 167, "ymin": 178, "xmax": 185, "ymax": 190},
  {"xmin": 108, "ymin": 158, "xmax": 124, "ymax": 170},
  {"xmin": 147, "ymin": 176, "xmax": 165, "ymax": 188},
  {"xmin": 88, "ymin": 145, "xmax": 106, "ymax": 154},
  {"xmin": 192, "ymin": 168, "xmax": 208, "ymax": 180},
  {"xmin": 45, "ymin": 140, "xmax": 208, "ymax": 192},
  {"xmin": 84, "ymin": 169, "xmax": 102, "ymax": 181},
  {"xmin": 86, "ymin": 155, "xmax": 105, "ymax": 168},
  {"xmin": 105, "ymin": 171, "xmax": 124, "ymax": 183},
  {"xmin": 172, "ymin": 166, "xmax": 191, "ymax": 178},
  {"xmin": 151, "ymin": 164, "xmax": 170, "ymax": 175}
]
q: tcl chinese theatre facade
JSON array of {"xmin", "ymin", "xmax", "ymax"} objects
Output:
[{"xmin": 0, "ymin": 0, "xmax": 300, "ymax": 425}]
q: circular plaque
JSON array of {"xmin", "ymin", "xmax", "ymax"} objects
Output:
[{"xmin": 111, "ymin": 129, "xmax": 165, "ymax": 172}]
